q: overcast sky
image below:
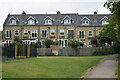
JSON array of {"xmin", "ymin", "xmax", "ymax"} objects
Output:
[{"xmin": 0, "ymin": 0, "xmax": 110, "ymax": 31}]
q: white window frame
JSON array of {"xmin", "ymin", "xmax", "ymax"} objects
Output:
[
  {"xmin": 10, "ymin": 20, "xmax": 16, "ymax": 25},
  {"xmin": 88, "ymin": 31, "xmax": 92, "ymax": 37},
  {"xmin": 45, "ymin": 19, "xmax": 52, "ymax": 25},
  {"xmin": 60, "ymin": 30, "xmax": 64, "ymax": 36},
  {"xmin": 6, "ymin": 30, "xmax": 11, "ymax": 38},
  {"xmin": 24, "ymin": 30, "xmax": 28, "ymax": 36},
  {"xmin": 41, "ymin": 30, "xmax": 47, "ymax": 38},
  {"xmin": 78, "ymin": 31, "xmax": 85, "ymax": 39},
  {"xmin": 31, "ymin": 30, "xmax": 37, "ymax": 38},
  {"xmin": 64, "ymin": 19, "xmax": 71, "ymax": 24},
  {"xmin": 14, "ymin": 30, "xmax": 19, "ymax": 36},
  {"xmin": 50, "ymin": 30, "xmax": 55, "ymax": 36},
  {"xmin": 102, "ymin": 20, "xmax": 109, "ymax": 25},
  {"xmin": 28, "ymin": 19, "xmax": 35, "ymax": 25},
  {"xmin": 82, "ymin": 20, "xmax": 89, "ymax": 25}
]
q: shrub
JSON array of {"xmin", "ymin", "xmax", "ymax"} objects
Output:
[
  {"xmin": 92, "ymin": 47, "xmax": 116, "ymax": 56},
  {"xmin": 68, "ymin": 40, "xmax": 84, "ymax": 48}
]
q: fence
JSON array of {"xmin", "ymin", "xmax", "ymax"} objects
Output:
[
  {"xmin": 2, "ymin": 44, "xmax": 37, "ymax": 61},
  {"xmin": 37, "ymin": 47, "xmax": 98, "ymax": 56}
]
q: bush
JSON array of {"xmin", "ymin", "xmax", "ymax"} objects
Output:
[
  {"xmin": 68, "ymin": 40, "xmax": 84, "ymax": 48},
  {"xmin": 92, "ymin": 47, "xmax": 116, "ymax": 56}
]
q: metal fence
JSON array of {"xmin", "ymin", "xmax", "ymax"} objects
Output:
[{"xmin": 2, "ymin": 44, "xmax": 37, "ymax": 61}]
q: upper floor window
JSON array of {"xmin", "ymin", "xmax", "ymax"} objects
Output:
[
  {"xmin": 63, "ymin": 16, "xmax": 72, "ymax": 25},
  {"xmin": 10, "ymin": 20, "xmax": 16, "ymax": 25},
  {"xmin": 31, "ymin": 30, "xmax": 37, "ymax": 38},
  {"xmin": 14, "ymin": 30, "xmax": 19, "ymax": 36},
  {"xmin": 60, "ymin": 30, "xmax": 64, "ymax": 35},
  {"xmin": 102, "ymin": 20, "xmax": 109, "ymax": 25},
  {"xmin": 50, "ymin": 30, "xmax": 55, "ymax": 36},
  {"xmin": 41, "ymin": 30, "xmax": 47, "ymax": 38},
  {"xmin": 81, "ymin": 16, "xmax": 90, "ymax": 26},
  {"xmin": 64, "ymin": 19, "xmax": 71, "ymax": 24},
  {"xmin": 6, "ymin": 30, "xmax": 11, "ymax": 38},
  {"xmin": 44, "ymin": 16, "xmax": 54, "ymax": 25},
  {"xmin": 45, "ymin": 19, "xmax": 52, "ymax": 25},
  {"xmin": 68, "ymin": 30, "xmax": 74, "ymax": 39},
  {"xmin": 88, "ymin": 31, "xmax": 92, "ymax": 36},
  {"xmin": 82, "ymin": 20, "xmax": 89, "ymax": 25},
  {"xmin": 28, "ymin": 19, "xmax": 35, "ymax": 25},
  {"xmin": 101, "ymin": 16, "xmax": 109, "ymax": 25},
  {"xmin": 24, "ymin": 30, "xmax": 28, "ymax": 36},
  {"xmin": 79, "ymin": 31, "xmax": 85, "ymax": 39}
]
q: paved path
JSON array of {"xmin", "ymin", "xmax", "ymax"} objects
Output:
[{"xmin": 86, "ymin": 54, "xmax": 118, "ymax": 78}]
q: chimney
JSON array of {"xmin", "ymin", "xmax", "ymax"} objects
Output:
[
  {"xmin": 22, "ymin": 11, "xmax": 26, "ymax": 20},
  {"xmin": 94, "ymin": 11, "xmax": 97, "ymax": 22},
  {"xmin": 57, "ymin": 11, "xmax": 61, "ymax": 21}
]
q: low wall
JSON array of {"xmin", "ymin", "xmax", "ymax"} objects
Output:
[{"xmin": 37, "ymin": 47, "xmax": 98, "ymax": 56}]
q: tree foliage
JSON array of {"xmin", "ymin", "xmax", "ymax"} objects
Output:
[
  {"xmin": 98, "ymin": 1, "xmax": 120, "ymax": 53},
  {"xmin": 68, "ymin": 40, "xmax": 84, "ymax": 48}
]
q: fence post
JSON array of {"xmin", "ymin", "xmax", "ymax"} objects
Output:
[
  {"xmin": 15, "ymin": 44, "xmax": 17, "ymax": 58},
  {"xmin": 27, "ymin": 45, "xmax": 30, "ymax": 58}
]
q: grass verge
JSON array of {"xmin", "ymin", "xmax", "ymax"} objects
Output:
[{"xmin": 2, "ymin": 58, "xmax": 103, "ymax": 78}]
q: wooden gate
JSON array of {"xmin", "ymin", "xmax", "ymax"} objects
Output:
[{"xmin": 15, "ymin": 44, "xmax": 30, "ymax": 58}]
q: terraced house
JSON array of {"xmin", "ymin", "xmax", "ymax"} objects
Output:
[{"xmin": 3, "ymin": 11, "xmax": 111, "ymax": 47}]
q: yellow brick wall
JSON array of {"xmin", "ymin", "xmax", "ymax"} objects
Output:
[{"xmin": 3, "ymin": 25, "xmax": 103, "ymax": 45}]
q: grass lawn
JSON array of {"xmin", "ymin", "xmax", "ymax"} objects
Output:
[{"xmin": 2, "ymin": 57, "xmax": 103, "ymax": 78}]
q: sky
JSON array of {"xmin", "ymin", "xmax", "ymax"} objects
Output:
[{"xmin": 0, "ymin": 0, "xmax": 110, "ymax": 31}]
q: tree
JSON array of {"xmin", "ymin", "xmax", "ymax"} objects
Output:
[
  {"xmin": 91, "ymin": 37, "xmax": 99, "ymax": 47},
  {"xmin": 45, "ymin": 39, "xmax": 54, "ymax": 48},
  {"xmin": 68, "ymin": 40, "xmax": 84, "ymax": 48},
  {"xmin": 99, "ymin": 1, "xmax": 120, "ymax": 53}
]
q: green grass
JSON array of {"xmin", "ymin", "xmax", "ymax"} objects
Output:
[
  {"xmin": 37, "ymin": 55, "xmax": 112, "ymax": 58},
  {"xmin": 2, "ymin": 58, "xmax": 103, "ymax": 78}
]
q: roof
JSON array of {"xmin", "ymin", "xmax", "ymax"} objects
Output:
[{"xmin": 3, "ymin": 13, "xmax": 112, "ymax": 27}]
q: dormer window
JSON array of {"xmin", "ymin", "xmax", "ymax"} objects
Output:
[
  {"xmin": 44, "ymin": 16, "xmax": 54, "ymax": 25},
  {"xmin": 102, "ymin": 20, "xmax": 109, "ymax": 25},
  {"xmin": 9, "ymin": 16, "xmax": 17, "ymax": 25},
  {"xmin": 10, "ymin": 20, "xmax": 16, "ymax": 25},
  {"xmin": 101, "ymin": 16, "xmax": 109, "ymax": 25},
  {"xmin": 45, "ymin": 19, "xmax": 52, "ymax": 25},
  {"xmin": 28, "ymin": 19, "xmax": 35, "ymax": 25},
  {"xmin": 64, "ymin": 19, "xmax": 71, "ymax": 24},
  {"xmin": 63, "ymin": 16, "xmax": 72, "ymax": 25},
  {"xmin": 82, "ymin": 20, "xmax": 89, "ymax": 25},
  {"xmin": 81, "ymin": 16, "xmax": 90, "ymax": 26},
  {"xmin": 27, "ymin": 16, "xmax": 37, "ymax": 25}
]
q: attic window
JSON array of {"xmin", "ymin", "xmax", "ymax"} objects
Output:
[
  {"xmin": 10, "ymin": 20, "xmax": 16, "ymax": 25},
  {"xmin": 45, "ymin": 19, "xmax": 52, "ymax": 25},
  {"xmin": 64, "ymin": 19, "xmax": 71, "ymax": 24},
  {"xmin": 28, "ymin": 19, "xmax": 35, "ymax": 25},
  {"xmin": 102, "ymin": 20, "xmax": 109, "ymax": 25},
  {"xmin": 82, "ymin": 20, "xmax": 89, "ymax": 25}
]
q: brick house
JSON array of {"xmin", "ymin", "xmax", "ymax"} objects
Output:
[{"xmin": 3, "ymin": 11, "xmax": 111, "ymax": 47}]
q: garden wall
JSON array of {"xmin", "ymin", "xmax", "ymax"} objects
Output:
[{"xmin": 37, "ymin": 47, "xmax": 98, "ymax": 56}]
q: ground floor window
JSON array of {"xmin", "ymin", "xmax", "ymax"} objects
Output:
[{"xmin": 58, "ymin": 39, "xmax": 68, "ymax": 47}]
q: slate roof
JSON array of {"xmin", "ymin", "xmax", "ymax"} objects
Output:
[{"xmin": 3, "ymin": 13, "xmax": 111, "ymax": 27}]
